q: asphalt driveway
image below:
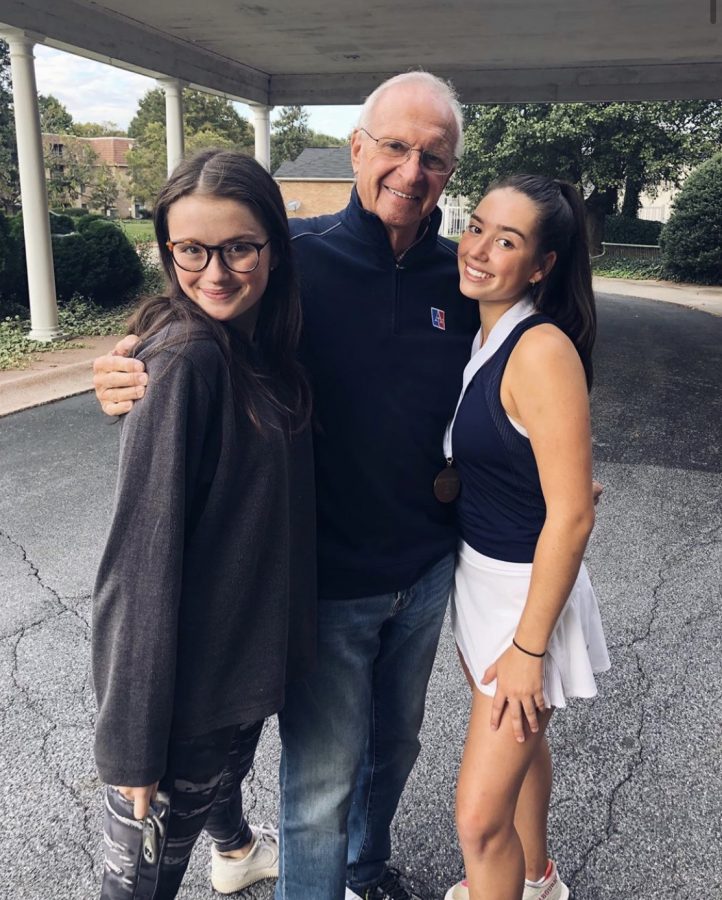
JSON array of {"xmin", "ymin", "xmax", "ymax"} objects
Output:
[{"xmin": 1, "ymin": 293, "xmax": 720, "ymax": 900}]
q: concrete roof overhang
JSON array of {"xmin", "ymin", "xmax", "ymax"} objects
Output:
[{"xmin": 1, "ymin": 0, "xmax": 720, "ymax": 105}]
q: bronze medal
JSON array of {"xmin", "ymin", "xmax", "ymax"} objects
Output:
[{"xmin": 433, "ymin": 464, "xmax": 460, "ymax": 503}]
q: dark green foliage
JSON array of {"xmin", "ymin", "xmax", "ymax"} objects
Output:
[
  {"xmin": 128, "ymin": 88, "xmax": 253, "ymax": 147},
  {"xmin": 453, "ymin": 101, "xmax": 722, "ymax": 252},
  {"xmin": 51, "ymin": 233, "xmax": 89, "ymax": 300},
  {"xmin": 54, "ymin": 207, "xmax": 93, "ymax": 218},
  {"xmin": 0, "ymin": 210, "xmax": 16, "ymax": 285},
  {"xmin": 1, "ymin": 214, "xmax": 143, "ymax": 307},
  {"xmin": 38, "ymin": 95, "xmax": 74, "ymax": 133},
  {"xmin": 660, "ymin": 154, "xmax": 722, "ymax": 285},
  {"xmin": 76, "ymin": 213, "xmax": 110, "ymax": 233},
  {"xmin": 49, "ymin": 212, "xmax": 75, "ymax": 235},
  {"xmin": 77, "ymin": 220, "xmax": 143, "ymax": 307},
  {"xmin": 271, "ymin": 106, "xmax": 310, "ymax": 172},
  {"xmin": 592, "ymin": 255, "xmax": 663, "ymax": 280},
  {"xmin": 127, "ymin": 88, "xmax": 254, "ymax": 205},
  {"xmin": 604, "ymin": 216, "xmax": 663, "ymax": 245},
  {"xmin": 8, "ymin": 210, "xmax": 77, "ymax": 239},
  {"xmin": 0, "ymin": 41, "xmax": 18, "ymax": 212}
]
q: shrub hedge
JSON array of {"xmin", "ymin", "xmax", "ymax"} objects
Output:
[
  {"xmin": 660, "ymin": 154, "xmax": 722, "ymax": 285},
  {"xmin": 0, "ymin": 211, "xmax": 143, "ymax": 308},
  {"xmin": 604, "ymin": 215, "xmax": 663, "ymax": 245}
]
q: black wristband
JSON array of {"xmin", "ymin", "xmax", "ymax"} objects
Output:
[{"xmin": 512, "ymin": 637, "xmax": 546, "ymax": 658}]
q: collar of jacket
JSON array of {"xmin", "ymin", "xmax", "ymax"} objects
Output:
[{"xmin": 341, "ymin": 186, "xmax": 444, "ymax": 263}]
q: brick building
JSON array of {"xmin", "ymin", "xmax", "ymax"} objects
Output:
[
  {"xmin": 42, "ymin": 133, "xmax": 137, "ymax": 218},
  {"xmin": 274, "ymin": 146, "xmax": 353, "ymax": 218}
]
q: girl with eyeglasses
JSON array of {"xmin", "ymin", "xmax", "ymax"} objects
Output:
[{"xmin": 92, "ymin": 150, "xmax": 314, "ymax": 899}]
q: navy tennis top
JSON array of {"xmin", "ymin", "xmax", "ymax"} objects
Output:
[{"xmin": 453, "ymin": 315, "xmax": 555, "ymax": 563}]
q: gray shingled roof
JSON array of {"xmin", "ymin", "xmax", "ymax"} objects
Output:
[{"xmin": 274, "ymin": 146, "xmax": 353, "ymax": 179}]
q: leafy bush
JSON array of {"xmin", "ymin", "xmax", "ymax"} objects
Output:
[
  {"xmin": 0, "ymin": 212, "xmax": 17, "ymax": 287},
  {"xmin": 77, "ymin": 220, "xmax": 143, "ymax": 307},
  {"xmin": 76, "ymin": 213, "xmax": 110, "ymax": 234},
  {"xmin": 49, "ymin": 211, "xmax": 75, "ymax": 234},
  {"xmin": 592, "ymin": 255, "xmax": 663, "ymax": 280},
  {"xmin": 53, "ymin": 207, "xmax": 89, "ymax": 218},
  {"xmin": 0, "ymin": 215, "xmax": 143, "ymax": 308},
  {"xmin": 0, "ymin": 297, "xmax": 133, "ymax": 370},
  {"xmin": 9, "ymin": 210, "xmax": 77, "ymax": 238},
  {"xmin": 660, "ymin": 154, "xmax": 722, "ymax": 285},
  {"xmin": 52, "ymin": 233, "xmax": 90, "ymax": 301},
  {"xmin": 135, "ymin": 241, "xmax": 165, "ymax": 296},
  {"xmin": 604, "ymin": 215, "xmax": 663, "ymax": 245}
]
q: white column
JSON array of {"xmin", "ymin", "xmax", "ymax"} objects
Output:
[
  {"xmin": 1, "ymin": 29, "xmax": 61, "ymax": 341},
  {"xmin": 250, "ymin": 103, "xmax": 273, "ymax": 172},
  {"xmin": 157, "ymin": 78, "xmax": 185, "ymax": 175}
]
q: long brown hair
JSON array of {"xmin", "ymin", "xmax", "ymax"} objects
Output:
[
  {"xmin": 129, "ymin": 150, "xmax": 311, "ymax": 430},
  {"xmin": 486, "ymin": 174, "xmax": 596, "ymax": 389}
]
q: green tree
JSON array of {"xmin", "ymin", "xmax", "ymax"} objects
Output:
[
  {"xmin": 127, "ymin": 88, "xmax": 254, "ymax": 204},
  {"xmin": 39, "ymin": 94, "xmax": 74, "ymax": 133},
  {"xmin": 271, "ymin": 106, "xmax": 310, "ymax": 172},
  {"xmin": 660, "ymin": 153, "xmax": 722, "ymax": 285},
  {"xmin": 43, "ymin": 138, "xmax": 99, "ymax": 207},
  {"xmin": 128, "ymin": 88, "xmax": 253, "ymax": 149},
  {"xmin": 185, "ymin": 127, "xmax": 234, "ymax": 156},
  {"xmin": 126, "ymin": 122, "xmax": 167, "ymax": 206},
  {"xmin": 453, "ymin": 101, "xmax": 722, "ymax": 251},
  {"xmin": 73, "ymin": 121, "xmax": 127, "ymax": 137},
  {"xmin": 127, "ymin": 123, "xmax": 237, "ymax": 206},
  {"xmin": 307, "ymin": 129, "xmax": 347, "ymax": 148},
  {"xmin": 87, "ymin": 164, "xmax": 120, "ymax": 216},
  {"xmin": 0, "ymin": 41, "xmax": 19, "ymax": 212}
]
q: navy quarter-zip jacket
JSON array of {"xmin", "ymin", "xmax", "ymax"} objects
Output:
[{"xmin": 291, "ymin": 189, "xmax": 479, "ymax": 599}]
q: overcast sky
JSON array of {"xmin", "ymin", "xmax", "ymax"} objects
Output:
[{"xmin": 32, "ymin": 45, "xmax": 360, "ymax": 139}]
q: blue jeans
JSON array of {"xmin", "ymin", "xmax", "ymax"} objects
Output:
[{"xmin": 276, "ymin": 552, "xmax": 455, "ymax": 900}]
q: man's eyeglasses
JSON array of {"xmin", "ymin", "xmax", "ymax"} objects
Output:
[
  {"xmin": 166, "ymin": 238, "xmax": 271, "ymax": 273},
  {"xmin": 358, "ymin": 128, "xmax": 456, "ymax": 175}
]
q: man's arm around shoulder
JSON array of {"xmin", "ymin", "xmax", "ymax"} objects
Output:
[{"xmin": 93, "ymin": 334, "xmax": 146, "ymax": 416}]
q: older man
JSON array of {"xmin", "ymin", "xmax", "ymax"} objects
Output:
[{"xmin": 94, "ymin": 72, "xmax": 478, "ymax": 900}]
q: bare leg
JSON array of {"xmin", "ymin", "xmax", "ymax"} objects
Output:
[
  {"xmin": 455, "ymin": 687, "xmax": 552, "ymax": 900},
  {"xmin": 515, "ymin": 735, "xmax": 552, "ymax": 881}
]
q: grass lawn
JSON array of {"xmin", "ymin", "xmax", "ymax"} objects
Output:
[{"xmin": 119, "ymin": 219, "xmax": 155, "ymax": 242}]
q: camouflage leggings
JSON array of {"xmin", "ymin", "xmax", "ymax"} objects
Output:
[{"xmin": 99, "ymin": 719, "xmax": 264, "ymax": 899}]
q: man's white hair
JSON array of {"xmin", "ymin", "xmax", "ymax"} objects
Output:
[{"xmin": 357, "ymin": 71, "xmax": 464, "ymax": 159}]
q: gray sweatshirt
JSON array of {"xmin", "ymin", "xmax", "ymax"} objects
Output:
[{"xmin": 92, "ymin": 322, "xmax": 316, "ymax": 786}]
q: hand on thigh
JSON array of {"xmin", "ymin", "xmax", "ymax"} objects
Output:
[{"xmin": 456, "ymin": 688, "xmax": 552, "ymax": 843}]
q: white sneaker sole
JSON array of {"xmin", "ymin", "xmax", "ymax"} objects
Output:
[{"xmin": 211, "ymin": 864, "xmax": 279, "ymax": 894}]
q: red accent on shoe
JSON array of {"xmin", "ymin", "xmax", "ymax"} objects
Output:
[{"xmin": 544, "ymin": 860, "xmax": 553, "ymax": 881}]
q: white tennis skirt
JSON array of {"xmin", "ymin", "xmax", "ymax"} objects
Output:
[{"xmin": 451, "ymin": 541, "xmax": 611, "ymax": 709}]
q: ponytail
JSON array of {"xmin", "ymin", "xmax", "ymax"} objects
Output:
[{"xmin": 486, "ymin": 175, "xmax": 597, "ymax": 388}]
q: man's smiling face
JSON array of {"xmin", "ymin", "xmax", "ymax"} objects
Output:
[{"xmin": 351, "ymin": 83, "xmax": 458, "ymax": 253}]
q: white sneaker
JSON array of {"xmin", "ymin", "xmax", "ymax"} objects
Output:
[
  {"xmin": 443, "ymin": 860, "xmax": 569, "ymax": 900},
  {"xmin": 345, "ymin": 890, "xmax": 363, "ymax": 900},
  {"xmin": 210, "ymin": 823, "xmax": 280, "ymax": 893}
]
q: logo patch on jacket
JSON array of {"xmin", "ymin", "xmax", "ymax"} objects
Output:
[{"xmin": 431, "ymin": 308, "xmax": 446, "ymax": 331}]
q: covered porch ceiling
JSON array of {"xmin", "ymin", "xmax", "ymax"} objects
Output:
[{"xmin": 1, "ymin": 0, "xmax": 721, "ymax": 105}]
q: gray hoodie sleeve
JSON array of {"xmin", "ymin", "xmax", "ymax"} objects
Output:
[{"xmin": 92, "ymin": 342, "xmax": 216, "ymax": 786}]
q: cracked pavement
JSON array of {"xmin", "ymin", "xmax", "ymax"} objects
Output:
[{"xmin": 1, "ymin": 294, "xmax": 720, "ymax": 900}]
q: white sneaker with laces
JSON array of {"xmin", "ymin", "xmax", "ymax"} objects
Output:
[
  {"xmin": 443, "ymin": 860, "xmax": 569, "ymax": 900},
  {"xmin": 210, "ymin": 823, "xmax": 280, "ymax": 893}
]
